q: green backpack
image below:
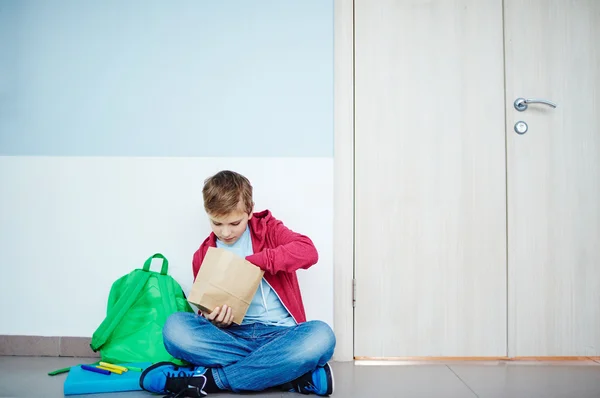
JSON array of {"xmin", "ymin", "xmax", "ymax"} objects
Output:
[{"xmin": 90, "ymin": 253, "xmax": 193, "ymax": 365}]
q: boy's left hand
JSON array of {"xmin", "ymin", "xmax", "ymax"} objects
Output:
[{"xmin": 204, "ymin": 305, "xmax": 234, "ymax": 328}]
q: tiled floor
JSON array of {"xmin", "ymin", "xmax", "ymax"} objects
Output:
[{"xmin": 1, "ymin": 356, "xmax": 600, "ymax": 398}]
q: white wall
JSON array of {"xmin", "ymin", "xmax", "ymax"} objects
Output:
[
  {"xmin": 0, "ymin": 157, "xmax": 333, "ymax": 336},
  {"xmin": 0, "ymin": 0, "xmax": 334, "ymax": 336}
]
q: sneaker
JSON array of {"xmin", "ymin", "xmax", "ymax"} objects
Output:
[
  {"xmin": 288, "ymin": 363, "xmax": 335, "ymax": 396},
  {"xmin": 139, "ymin": 361, "xmax": 208, "ymax": 397}
]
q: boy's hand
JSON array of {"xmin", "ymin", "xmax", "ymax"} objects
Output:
[{"xmin": 205, "ymin": 305, "xmax": 234, "ymax": 328}]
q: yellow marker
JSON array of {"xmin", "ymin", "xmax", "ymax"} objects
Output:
[
  {"xmin": 98, "ymin": 362, "xmax": 128, "ymax": 373},
  {"xmin": 96, "ymin": 365, "xmax": 124, "ymax": 375}
]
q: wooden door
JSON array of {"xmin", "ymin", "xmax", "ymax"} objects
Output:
[
  {"xmin": 353, "ymin": 0, "xmax": 507, "ymax": 357},
  {"xmin": 506, "ymin": 0, "xmax": 600, "ymax": 356}
]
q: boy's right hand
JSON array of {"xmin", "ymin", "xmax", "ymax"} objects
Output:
[{"xmin": 204, "ymin": 305, "xmax": 234, "ymax": 328}]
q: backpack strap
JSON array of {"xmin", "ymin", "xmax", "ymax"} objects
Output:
[
  {"xmin": 159, "ymin": 276, "xmax": 176, "ymax": 317},
  {"xmin": 146, "ymin": 254, "xmax": 176, "ymax": 320},
  {"xmin": 90, "ymin": 270, "xmax": 151, "ymax": 352},
  {"xmin": 90, "ymin": 254, "xmax": 169, "ymax": 352},
  {"xmin": 143, "ymin": 253, "xmax": 169, "ymax": 275}
]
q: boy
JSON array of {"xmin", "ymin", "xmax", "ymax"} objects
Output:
[{"xmin": 140, "ymin": 170, "xmax": 336, "ymax": 397}]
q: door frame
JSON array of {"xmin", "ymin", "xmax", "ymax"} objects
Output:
[{"xmin": 332, "ymin": 0, "xmax": 355, "ymax": 362}]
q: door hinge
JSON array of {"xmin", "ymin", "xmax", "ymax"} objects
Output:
[{"xmin": 352, "ymin": 278, "xmax": 356, "ymax": 308}]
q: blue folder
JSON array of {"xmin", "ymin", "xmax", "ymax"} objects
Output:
[{"xmin": 63, "ymin": 362, "xmax": 152, "ymax": 395}]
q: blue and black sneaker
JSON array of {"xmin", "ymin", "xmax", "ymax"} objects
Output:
[
  {"xmin": 287, "ymin": 363, "xmax": 335, "ymax": 396},
  {"xmin": 139, "ymin": 362, "xmax": 209, "ymax": 397}
]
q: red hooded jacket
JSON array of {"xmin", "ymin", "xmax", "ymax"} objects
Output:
[{"xmin": 192, "ymin": 209, "xmax": 318, "ymax": 324}]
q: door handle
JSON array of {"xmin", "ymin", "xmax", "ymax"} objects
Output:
[{"xmin": 514, "ymin": 97, "xmax": 557, "ymax": 112}]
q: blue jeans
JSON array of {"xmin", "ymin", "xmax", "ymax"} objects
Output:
[{"xmin": 162, "ymin": 312, "xmax": 336, "ymax": 393}]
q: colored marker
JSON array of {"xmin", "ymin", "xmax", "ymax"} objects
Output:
[
  {"xmin": 124, "ymin": 366, "xmax": 144, "ymax": 372},
  {"xmin": 96, "ymin": 365, "xmax": 123, "ymax": 375},
  {"xmin": 99, "ymin": 362, "xmax": 128, "ymax": 372},
  {"xmin": 81, "ymin": 364, "xmax": 110, "ymax": 375},
  {"xmin": 47, "ymin": 366, "xmax": 71, "ymax": 376}
]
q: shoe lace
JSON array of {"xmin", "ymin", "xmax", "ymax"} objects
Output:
[{"xmin": 162, "ymin": 367, "xmax": 207, "ymax": 398}]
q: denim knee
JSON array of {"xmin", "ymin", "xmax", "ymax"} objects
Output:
[
  {"xmin": 162, "ymin": 312, "xmax": 199, "ymax": 354},
  {"xmin": 291, "ymin": 320, "xmax": 336, "ymax": 366}
]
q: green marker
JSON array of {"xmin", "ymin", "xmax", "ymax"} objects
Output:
[
  {"xmin": 48, "ymin": 367, "xmax": 71, "ymax": 376},
  {"xmin": 123, "ymin": 366, "xmax": 143, "ymax": 372}
]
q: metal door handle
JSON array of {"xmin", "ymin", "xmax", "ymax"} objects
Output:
[{"xmin": 514, "ymin": 97, "xmax": 557, "ymax": 111}]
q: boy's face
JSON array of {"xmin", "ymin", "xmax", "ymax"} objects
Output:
[{"xmin": 208, "ymin": 207, "xmax": 252, "ymax": 246}]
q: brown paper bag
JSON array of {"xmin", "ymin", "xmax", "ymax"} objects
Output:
[{"xmin": 188, "ymin": 247, "xmax": 264, "ymax": 325}]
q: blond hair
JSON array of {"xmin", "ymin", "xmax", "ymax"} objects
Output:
[{"xmin": 202, "ymin": 170, "xmax": 253, "ymax": 216}]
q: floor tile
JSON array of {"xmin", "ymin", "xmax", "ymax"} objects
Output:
[
  {"xmin": 4, "ymin": 356, "xmax": 600, "ymax": 398},
  {"xmin": 321, "ymin": 362, "xmax": 476, "ymax": 398},
  {"xmin": 0, "ymin": 356, "xmax": 281, "ymax": 398},
  {"xmin": 450, "ymin": 362, "xmax": 600, "ymax": 398}
]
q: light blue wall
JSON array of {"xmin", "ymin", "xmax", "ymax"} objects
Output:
[{"xmin": 0, "ymin": 0, "xmax": 333, "ymax": 157}]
